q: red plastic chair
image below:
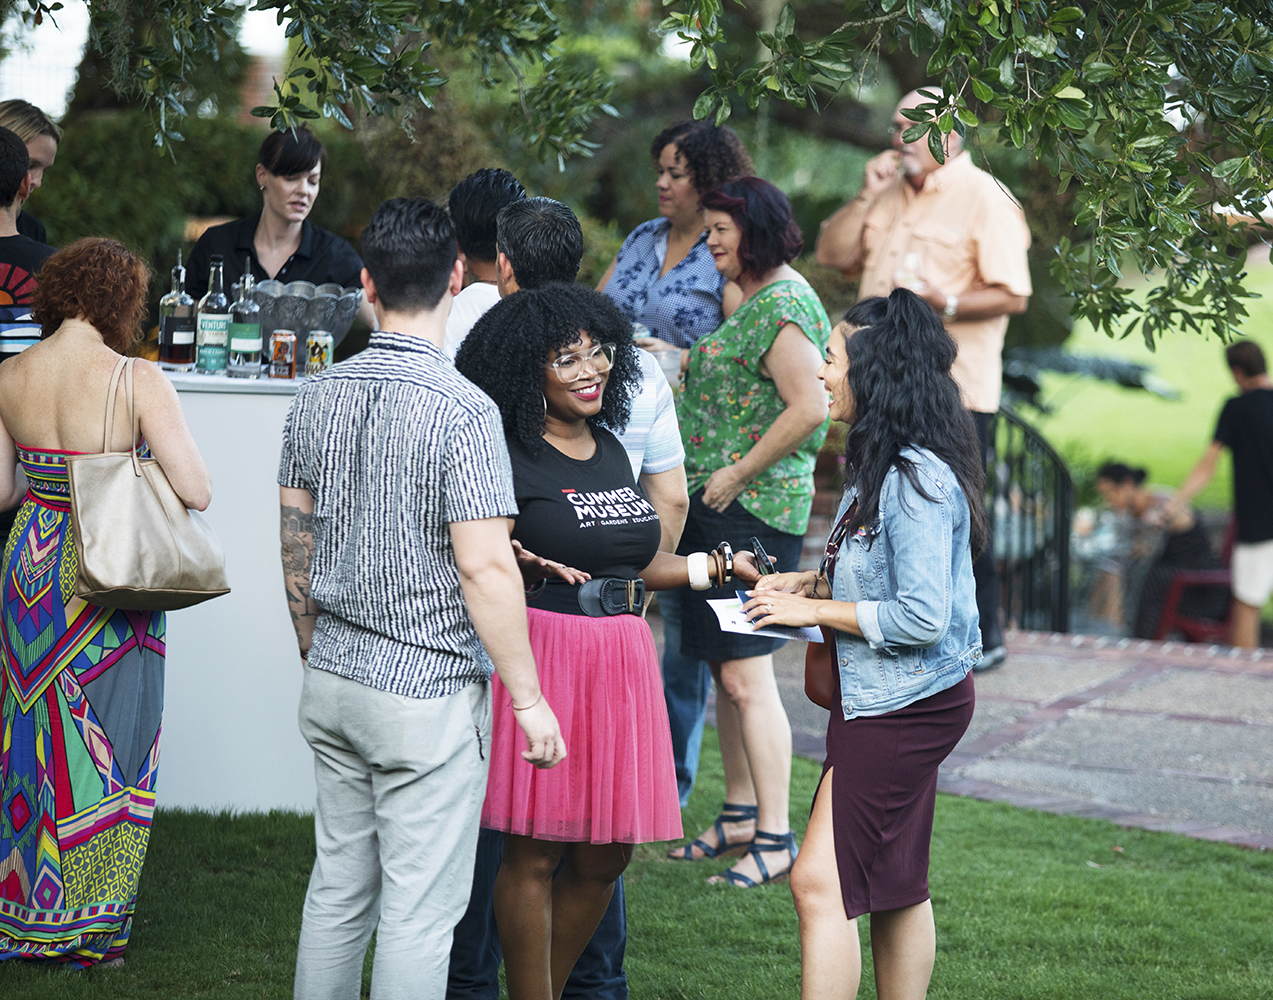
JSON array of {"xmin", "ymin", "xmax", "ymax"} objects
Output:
[{"xmin": 1153, "ymin": 519, "xmax": 1236, "ymax": 643}]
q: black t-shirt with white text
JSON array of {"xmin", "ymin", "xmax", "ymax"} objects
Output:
[
  {"xmin": 508, "ymin": 427, "xmax": 661, "ymax": 579},
  {"xmin": 1214, "ymin": 387, "xmax": 1273, "ymax": 543}
]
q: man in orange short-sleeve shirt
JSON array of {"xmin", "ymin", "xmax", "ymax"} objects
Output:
[{"xmin": 816, "ymin": 89, "xmax": 1032, "ymax": 669}]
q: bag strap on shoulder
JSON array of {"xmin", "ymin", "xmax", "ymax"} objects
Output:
[{"xmin": 102, "ymin": 355, "xmax": 143, "ymax": 477}]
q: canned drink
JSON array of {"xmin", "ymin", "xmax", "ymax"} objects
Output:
[
  {"xmin": 306, "ymin": 330, "xmax": 334, "ymax": 377},
  {"xmin": 269, "ymin": 329, "xmax": 296, "ymax": 379}
]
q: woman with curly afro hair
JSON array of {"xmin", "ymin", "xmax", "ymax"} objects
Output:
[
  {"xmin": 0, "ymin": 237, "xmax": 211, "ymax": 967},
  {"xmin": 456, "ymin": 282, "xmax": 739, "ymax": 1000}
]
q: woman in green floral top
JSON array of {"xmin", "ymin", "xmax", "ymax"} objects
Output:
[{"xmin": 667, "ymin": 177, "xmax": 830, "ymax": 887}]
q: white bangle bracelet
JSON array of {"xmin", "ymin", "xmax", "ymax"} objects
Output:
[{"xmin": 687, "ymin": 551, "xmax": 712, "ymax": 591}]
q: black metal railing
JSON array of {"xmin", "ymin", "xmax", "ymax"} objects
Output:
[{"xmin": 988, "ymin": 406, "xmax": 1073, "ymax": 633}]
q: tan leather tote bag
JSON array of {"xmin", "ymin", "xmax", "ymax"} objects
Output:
[{"xmin": 65, "ymin": 356, "xmax": 230, "ymax": 610}]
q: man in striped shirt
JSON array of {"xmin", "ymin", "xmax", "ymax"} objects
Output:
[{"xmin": 279, "ymin": 197, "xmax": 565, "ymax": 1000}]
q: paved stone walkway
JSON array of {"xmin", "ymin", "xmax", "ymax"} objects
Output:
[{"xmin": 647, "ymin": 609, "xmax": 1272, "ymax": 851}]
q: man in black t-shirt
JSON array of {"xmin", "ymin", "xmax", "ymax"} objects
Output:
[
  {"xmin": 0, "ymin": 125, "xmax": 56, "ymax": 549},
  {"xmin": 1167, "ymin": 340, "xmax": 1273, "ymax": 647},
  {"xmin": 0, "ymin": 126, "xmax": 55, "ymax": 363}
]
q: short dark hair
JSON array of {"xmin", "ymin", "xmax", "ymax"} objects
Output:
[
  {"xmin": 1226, "ymin": 340, "xmax": 1267, "ymax": 378},
  {"xmin": 258, "ymin": 126, "xmax": 326, "ymax": 177},
  {"xmin": 699, "ymin": 177, "xmax": 804, "ymax": 280},
  {"xmin": 360, "ymin": 198, "xmax": 457, "ymax": 313},
  {"xmin": 1095, "ymin": 462, "xmax": 1147, "ymax": 486},
  {"xmin": 496, "ymin": 197, "xmax": 583, "ymax": 289},
  {"xmin": 650, "ymin": 120, "xmax": 753, "ymax": 196},
  {"xmin": 455, "ymin": 283, "xmax": 640, "ymax": 458},
  {"xmin": 0, "ymin": 126, "xmax": 28, "ymax": 205},
  {"xmin": 449, "ymin": 168, "xmax": 526, "ymax": 264}
]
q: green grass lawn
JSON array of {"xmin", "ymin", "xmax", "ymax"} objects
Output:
[
  {"xmin": 1030, "ymin": 251, "xmax": 1273, "ymax": 512},
  {"xmin": 3, "ymin": 729, "xmax": 1271, "ymax": 999}
]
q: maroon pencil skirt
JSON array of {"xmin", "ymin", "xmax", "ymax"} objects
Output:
[{"xmin": 818, "ymin": 671, "xmax": 975, "ymax": 920}]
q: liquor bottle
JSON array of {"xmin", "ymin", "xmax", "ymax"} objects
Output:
[
  {"xmin": 227, "ymin": 260, "xmax": 262, "ymax": 379},
  {"xmin": 195, "ymin": 254, "xmax": 231, "ymax": 375},
  {"xmin": 158, "ymin": 250, "xmax": 196, "ymax": 371}
]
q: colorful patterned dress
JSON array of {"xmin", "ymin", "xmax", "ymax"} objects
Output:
[{"xmin": 0, "ymin": 445, "xmax": 165, "ymax": 967}]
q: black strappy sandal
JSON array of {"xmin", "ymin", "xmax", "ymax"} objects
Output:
[
  {"xmin": 713, "ymin": 828, "xmax": 798, "ymax": 887},
  {"xmin": 666, "ymin": 802, "xmax": 758, "ymax": 860}
]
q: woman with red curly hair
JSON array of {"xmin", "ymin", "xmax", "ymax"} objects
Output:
[{"xmin": 0, "ymin": 237, "xmax": 210, "ymax": 968}]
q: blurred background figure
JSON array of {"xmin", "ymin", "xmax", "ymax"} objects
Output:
[
  {"xmin": 0, "ymin": 125, "xmax": 56, "ymax": 551},
  {"xmin": 444, "ymin": 167, "xmax": 526, "ymax": 358},
  {"xmin": 0, "ymin": 99, "xmax": 60, "ymax": 244},
  {"xmin": 1093, "ymin": 462, "xmax": 1223, "ymax": 640},
  {"xmin": 1165, "ymin": 341, "xmax": 1273, "ymax": 648}
]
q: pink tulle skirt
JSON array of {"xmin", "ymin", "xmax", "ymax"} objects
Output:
[{"xmin": 482, "ymin": 607, "xmax": 684, "ymax": 845}]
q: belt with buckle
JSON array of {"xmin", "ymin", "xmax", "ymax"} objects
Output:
[{"xmin": 531, "ymin": 578, "xmax": 646, "ymax": 617}]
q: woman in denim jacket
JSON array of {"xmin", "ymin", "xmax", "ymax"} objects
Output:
[{"xmin": 741, "ymin": 289, "xmax": 985, "ymax": 1000}]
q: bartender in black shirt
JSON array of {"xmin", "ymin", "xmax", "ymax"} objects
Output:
[{"xmin": 186, "ymin": 126, "xmax": 374, "ymax": 328}]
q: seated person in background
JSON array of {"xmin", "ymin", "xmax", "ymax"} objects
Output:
[
  {"xmin": 1094, "ymin": 462, "xmax": 1223, "ymax": 639},
  {"xmin": 0, "ymin": 99, "xmax": 60, "ymax": 244},
  {"xmin": 443, "ymin": 168, "xmax": 526, "ymax": 359},
  {"xmin": 186, "ymin": 126, "xmax": 374, "ymax": 328}
]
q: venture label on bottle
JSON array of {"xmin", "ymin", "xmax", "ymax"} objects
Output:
[{"xmin": 195, "ymin": 313, "xmax": 231, "ymax": 373}]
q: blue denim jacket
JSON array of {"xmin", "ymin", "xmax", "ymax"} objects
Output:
[{"xmin": 829, "ymin": 447, "xmax": 981, "ymax": 719}]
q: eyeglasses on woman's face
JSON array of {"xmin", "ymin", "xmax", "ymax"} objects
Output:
[{"xmin": 547, "ymin": 343, "xmax": 616, "ymax": 383}]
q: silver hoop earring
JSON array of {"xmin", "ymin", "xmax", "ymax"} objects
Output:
[{"xmin": 542, "ymin": 393, "xmax": 548, "ymax": 418}]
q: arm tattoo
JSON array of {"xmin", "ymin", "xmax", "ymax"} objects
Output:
[{"xmin": 280, "ymin": 503, "xmax": 318, "ymax": 652}]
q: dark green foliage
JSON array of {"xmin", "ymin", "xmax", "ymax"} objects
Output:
[{"xmin": 668, "ymin": 0, "xmax": 1273, "ymax": 347}]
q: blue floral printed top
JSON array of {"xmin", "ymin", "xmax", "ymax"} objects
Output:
[{"xmin": 603, "ymin": 218, "xmax": 728, "ymax": 349}]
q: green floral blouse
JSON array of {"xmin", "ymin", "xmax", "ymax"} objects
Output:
[{"xmin": 679, "ymin": 279, "xmax": 831, "ymax": 535}]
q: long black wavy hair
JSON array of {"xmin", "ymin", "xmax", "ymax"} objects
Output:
[
  {"xmin": 839, "ymin": 289, "xmax": 988, "ymax": 555},
  {"xmin": 456, "ymin": 282, "xmax": 641, "ymax": 458}
]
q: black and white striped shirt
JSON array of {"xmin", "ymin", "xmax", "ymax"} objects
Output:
[{"xmin": 278, "ymin": 330, "xmax": 518, "ymax": 699}]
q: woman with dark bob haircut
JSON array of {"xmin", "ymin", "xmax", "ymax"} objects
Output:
[
  {"xmin": 456, "ymin": 282, "xmax": 739, "ymax": 1000},
  {"xmin": 741, "ymin": 289, "xmax": 983, "ymax": 1000},
  {"xmin": 0, "ymin": 238, "xmax": 211, "ymax": 967},
  {"xmin": 666, "ymin": 176, "xmax": 830, "ymax": 890},
  {"xmin": 185, "ymin": 125, "xmax": 372, "ymax": 326}
]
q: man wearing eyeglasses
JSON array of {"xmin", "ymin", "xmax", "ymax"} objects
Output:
[{"xmin": 815, "ymin": 88, "xmax": 1033, "ymax": 673}]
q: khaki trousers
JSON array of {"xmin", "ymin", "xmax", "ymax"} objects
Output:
[{"xmin": 294, "ymin": 667, "xmax": 491, "ymax": 1000}]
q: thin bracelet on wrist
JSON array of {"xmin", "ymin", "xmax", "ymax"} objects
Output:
[{"xmin": 511, "ymin": 692, "xmax": 543, "ymax": 712}]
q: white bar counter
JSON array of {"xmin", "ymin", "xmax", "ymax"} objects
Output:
[{"xmin": 159, "ymin": 371, "xmax": 316, "ymax": 812}]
